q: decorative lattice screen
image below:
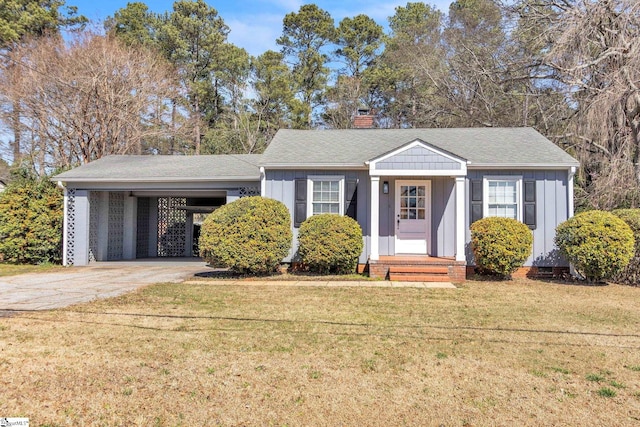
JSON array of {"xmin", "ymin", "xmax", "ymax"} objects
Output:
[
  {"xmin": 88, "ymin": 191, "xmax": 100, "ymax": 262},
  {"xmin": 157, "ymin": 197, "xmax": 187, "ymax": 257},
  {"xmin": 136, "ymin": 197, "xmax": 150, "ymax": 259},
  {"xmin": 107, "ymin": 192, "xmax": 125, "ymax": 260},
  {"xmin": 239, "ymin": 186, "xmax": 260, "ymax": 197},
  {"xmin": 65, "ymin": 188, "xmax": 77, "ymax": 266}
]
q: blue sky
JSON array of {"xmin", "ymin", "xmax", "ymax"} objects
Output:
[{"xmin": 70, "ymin": 0, "xmax": 453, "ymax": 56}]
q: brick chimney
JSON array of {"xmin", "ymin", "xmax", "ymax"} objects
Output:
[{"xmin": 353, "ymin": 108, "xmax": 375, "ymax": 129}]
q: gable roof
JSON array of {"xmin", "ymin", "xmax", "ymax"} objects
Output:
[
  {"xmin": 54, "ymin": 154, "xmax": 262, "ymax": 182},
  {"xmin": 261, "ymin": 128, "xmax": 579, "ymax": 168}
]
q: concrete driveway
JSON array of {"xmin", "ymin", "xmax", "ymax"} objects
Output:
[{"xmin": 0, "ymin": 259, "xmax": 210, "ymax": 313}]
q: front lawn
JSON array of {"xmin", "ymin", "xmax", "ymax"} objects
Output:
[
  {"xmin": 0, "ymin": 263, "xmax": 60, "ymax": 277},
  {"xmin": 1, "ymin": 280, "xmax": 639, "ymax": 425}
]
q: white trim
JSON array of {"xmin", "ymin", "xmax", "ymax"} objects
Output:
[
  {"xmin": 568, "ymin": 166, "xmax": 576, "ymax": 218},
  {"xmin": 261, "ymin": 164, "xmax": 367, "ymax": 170},
  {"xmin": 55, "ymin": 176, "xmax": 260, "ymax": 183},
  {"xmin": 306, "ymin": 175, "xmax": 345, "ymax": 218},
  {"xmin": 483, "ymin": 176, "xmax": 523, "ymax": 221},
  {"xmin": 370, "ymin": 176, "xmax": 380, "ymax": 261},
  {"xmin": 372, "ymin": 139, "xmax": 466, "ymax": 164},
  {"xmin": 467, "ymin": 163, "xmax": 579, "ymax": 170},
  {"xmin": 368, "ymin": 139, "xmax": 467, "ymax": 177},
  {"xmin": 455, "ymin": 177, "xmax": 466, "ymax": 262},
  {"xmin": 259, "ymin": 167, "xmax": 266, "ymax": 196}
]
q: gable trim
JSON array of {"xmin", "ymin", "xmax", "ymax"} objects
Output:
[{"xmin": 368, "ymin": 139, "xmax": 467, "ymax": 177}]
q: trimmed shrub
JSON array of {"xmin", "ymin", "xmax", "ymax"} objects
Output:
[
  {"xmin": 0, "ymin": 171, "xmax": 63, "ymax": 264},
  {"xmin": 611, "ymin": 209, "xmax": 640, "ymax": 285},
  {"xmin": 199, "ymin": 196, "xmax": 292, "ymax": 275},
  {"xmin": 297, "ymin": 214, "xmax": 363, "ymax": 274},
  {"xmin": 555, "ymin": 210, "xmax": 634, "ymax": 282},
  {"xmin": 470, "ymin": 217, "xmax": 533, "ymax": 278}
]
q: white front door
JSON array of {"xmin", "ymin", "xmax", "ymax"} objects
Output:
[{"xmin": 395, "ymin": 180, "xmax": 431, "ymax": 254}]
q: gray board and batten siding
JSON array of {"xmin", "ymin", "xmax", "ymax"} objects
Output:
[
  {"xmin": 466, "ymin": 170, "xmax": 570, "ymax": 267},
  {"xmin": 374, "ymin": 145, "xmax": 463, "ymax": 171},
  {"xmin": 267, "ymin": 172, "xmax": 458, "ymax": 263},
  {"xmin": 264, "ymin": 169, "xmax": 371, "ymax": 264}
]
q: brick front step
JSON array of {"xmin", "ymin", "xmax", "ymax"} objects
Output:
[
  {"xmin": 389, "ymin": 274, "xmax": 451, "ymax": 282},
  {"xmin": 368, "ymin": 256, "xmax": 466, "ymax": 282},
  {"xmin": 388, "ymin": 266, "xmax": 449, "ymax": 275}
]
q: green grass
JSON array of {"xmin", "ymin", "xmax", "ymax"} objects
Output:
[
  {"xmin": 0, "ymin": 262, "xmax": 60, "ymax": 277},
  {"xmin": 597, "ymin": 387, "xmax": 617, "ymax": 398},
  {"xmin": 586, "ymin": 373, "xmax": 605, "ymax": 382}
]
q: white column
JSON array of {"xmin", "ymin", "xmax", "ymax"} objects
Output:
[
  {"xmin": 568, "ymin": 166, "xmax": 576, "ymax": 218},
  {"xmin": 455, "ymin": 176, "xmax": 466, "ymax": 262},
  {"xmin": 370, "ymin": 176, "xmax": 380, "ymax": 261},
  {"xmin": 260, "ymin": 167, "xmax": 266, "ymax": 196},
  {"xmin": 73, "ymin": 190, "xmax": 91, "ymax": 266}
]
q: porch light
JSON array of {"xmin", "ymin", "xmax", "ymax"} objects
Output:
[{"xmin": 383, "ymin": 181, "xmax": 389, "ymax": 194}]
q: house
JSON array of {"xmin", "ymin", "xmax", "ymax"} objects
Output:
[
  {"xmin": 53, "ymin": 127, "xmax": 579, "ymax": 280},
  {"xmin": 0, "ymin": 179, "xmax": 5, "ymax": 193}
]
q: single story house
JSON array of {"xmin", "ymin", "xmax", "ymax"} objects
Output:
[
  {"xmin": 0, "ymin": 179, "xmax": 5, "ymax": 192},
  {"xmin": 54, "ymin": 127, "xmax": 579, "ymax": 281}
]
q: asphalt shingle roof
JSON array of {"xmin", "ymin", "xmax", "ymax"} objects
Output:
[
  {"xmin": 54, "ymin": 128, "xmax": 579, "ymax": 183},
  {"xmin": 260, "ymin": 128, "xmax": 579, "ymax": 168},
  {"xmin": 55, "ymin": 154, "xmax": 262, "ymax": 182}
]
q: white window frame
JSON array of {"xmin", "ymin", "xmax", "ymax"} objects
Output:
[
  {"xmin": 307, "ymin": 175, "xmax": 345, "ymax": 217},
  {"xmin": 483, "ymin": 176, "xmax": 523, "ymax": 222}
]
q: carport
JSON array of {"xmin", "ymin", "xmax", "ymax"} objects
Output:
[{"xmin": 53, "ymin": 154, "xmax": 262, "ymax": 266}]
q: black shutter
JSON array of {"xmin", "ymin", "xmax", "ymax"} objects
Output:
[
  {"xmin": 345, "ymin": 179, "xmax": 358, "ymax": 220},
  {"xmin": 523, "ymin": 180, "xmax": 536, "ymax": 229},
  {"xmin": 294, "ymin": 179, "xmax": 307, "ymax": 228},
  {"xmin": 470, "ymin": 180, "xmax": 483, "ymax": 224}
]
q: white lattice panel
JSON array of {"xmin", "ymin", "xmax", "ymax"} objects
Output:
[
  {"xmin": 239, "ymin": 186, "xmax": 260, "ymax": 197},
  {"xmin": 108, "ymin": 192, "xmax": 125, "ymax": 260},
  {"xmin": 65, "ymin": 188, "xmax": 76, "ymax": 266}
]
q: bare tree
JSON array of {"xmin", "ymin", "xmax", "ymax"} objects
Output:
[
  {"xmin": 518, "ymin": 0, "xmax": 640, "ymax": 208},
  {"xmin": 0, "ymin": 32, "xmax": 186, "ymax": 172}
]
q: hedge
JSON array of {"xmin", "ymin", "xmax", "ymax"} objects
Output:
[
  {"xmin": 611, "ymin": 209, "xmax": 640, "ymax": 286},
  {"xmin": 555, "ymin": 210, "xmax": 634, "ymax": 282},
  {"xmin": 297, "ymin": 214, "xmax": 363, "ymax": 274},
  {"xmin": 470, "ymin": 216, "xmax": 533, "ymax": 278},
  {"xmin": 0, "ymin": 172, "xmax": 63, "ymax": 264},
  {"xmin": 199, "ymin": 196, "xmax": 292, "ymax": 274}
]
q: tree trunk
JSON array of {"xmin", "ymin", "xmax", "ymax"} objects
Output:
[
  {"xmin": 194, "ymin": 95, "xmax": 201, "ymax": 155},
  {"xmin": 11, "ymin": 101, "xmax": 21, "ymax": 163}
]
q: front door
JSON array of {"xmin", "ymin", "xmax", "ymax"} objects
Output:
[{"xmin": 395, "ymin": 180, "xmax": 431, "ymax": 254}]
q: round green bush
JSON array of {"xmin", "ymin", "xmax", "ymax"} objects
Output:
[
  {"xmin": 611, "ymin": 209, "xmax": 640, "ymax": 285},
  {"xmin": 297, "ymin": 214, "xmax": 363, "ymax": 274},
  {"xmin": 470, "ymin": 217, "xmax": 533, "ymax": 278},
  {"xmin": 555, "ymin": 210, "xmax": 634, "ymax": 282},
  {"xmin": 0, "ymin": 172, "xmax": 63, "ymax": 264},
  {"xmin": 199, "ymin": 196, "xmax": 292, "ymax": 275}
]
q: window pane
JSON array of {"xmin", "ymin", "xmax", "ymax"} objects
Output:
[{"xmin": 311, "ymin": 179, "xmax": 341, "ymax": 216}]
